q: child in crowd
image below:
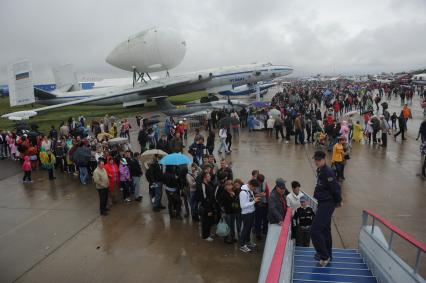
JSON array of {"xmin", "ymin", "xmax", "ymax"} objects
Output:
[
  {"xmin": 22, "ymin": 156, "xmax": 32, "ymax": 183},
  {"xmin": 293, "ymin": 195, "xmax": 315, "ymax": 247}
]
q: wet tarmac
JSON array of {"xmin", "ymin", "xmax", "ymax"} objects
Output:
[{"xmin": 0, "ymin": 96, "xmax": 425, "ymax": 282}]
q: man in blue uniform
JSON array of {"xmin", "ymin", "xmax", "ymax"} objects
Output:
[{"xmin": 311, "ymin": 150, "xmax": 342, "ymax": 267}]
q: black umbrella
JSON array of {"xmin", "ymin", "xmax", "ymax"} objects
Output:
[
  {"xmin": 219, "ymin": 116, "xmax": 231, "ymax": 127},
  {"xmin": 72, "ymin": 147, "xmax": 91, "ymax": 165},
  {"xmin": 145, "ymin": 119, "xmax": 160, "ymax": 126},
  {"xmin": 15, "ymin": 123, "xmax": 30, "ymax": 134}
]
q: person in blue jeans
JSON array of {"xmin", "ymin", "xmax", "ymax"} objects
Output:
[
  {"xmin": 146, "ymin": 155, "xmax": 165, "ymax": 212},
  {"xmin": 79, "ymin": 166, "xmax": 88, "ymax": 185}
]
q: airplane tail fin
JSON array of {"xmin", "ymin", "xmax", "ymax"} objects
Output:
[
  {"xmin": 154, "ymin": 96, "xmax": 176, "ymax": 110},
  {"xmin": 7, "ymin": 60, "xmax": 35, "ymax": 107},
  {"xmin": 52, "ymin": 64, "xmax": 80, "ymax": 92}
]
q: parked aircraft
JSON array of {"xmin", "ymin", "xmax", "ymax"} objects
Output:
[
  {"xmin": 2, "ymin": 27, "xmax": 293, "ymax": 120},
  {"xmin": 155, "ymin": 96, "xmax": 248, "ymax": 117},
  {"xmin": 412, "ymin": 73, "xmax": 426, "ymax": 85}
]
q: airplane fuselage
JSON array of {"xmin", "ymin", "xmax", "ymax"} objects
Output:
[{"xmin": 36, "ymin": 63, "xmax": 292, "ymax": 107}]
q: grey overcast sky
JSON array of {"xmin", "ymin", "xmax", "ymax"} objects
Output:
[{"xmin": 0, "ymin": 0, "xmax": 425, "ymax": 83}]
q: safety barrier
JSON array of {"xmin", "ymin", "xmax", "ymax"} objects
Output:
[
  {"xmin": 258, "ymin": 207, "xmax": 293, "ymax": 283},
  {"xmin": 186, "ymin": 114, "xmax": 207, "ymax": 130},
  {"xmin": 359, "ymin": 210, "xmax": 426, "ymax": 283},
  {"xmin": 258, "ymin": 192, "xmax": 316, "ymax": 283}
]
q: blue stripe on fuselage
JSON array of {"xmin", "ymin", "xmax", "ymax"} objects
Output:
[{"xmin": 212, "ymin": 68, "xmax": 292, "ymax": 78}]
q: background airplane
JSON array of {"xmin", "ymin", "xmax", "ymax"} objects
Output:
[
  {"xmin": 0, "ymin": 75, "xmax": 276, "ymax": 105},
  {"xmin": 155, "ymin": 96, "xmax": 249, "ymax": 117},
  {"xmin": 412, "ymin": 73, "xmax": 426, "ymax": 85},
  {"xmin": 2, "ymin": 27, "xmax": 293, "ymax": 120}
]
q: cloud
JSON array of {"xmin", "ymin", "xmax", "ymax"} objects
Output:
[{"xmin": 0, "ymin": 0, "xmax": 425, "ymax": 83}]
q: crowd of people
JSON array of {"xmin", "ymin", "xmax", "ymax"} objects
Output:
[
  {"xmin": 0, "ymin": 78, "xmax": 424, "ymax": 262},
  {"xmin": 0, "ymin": 110, "xmax": 317, "ymax": 254},
  {"xmin": 239, "ymin": 80, "xmax": 426, "ymax": 177}
]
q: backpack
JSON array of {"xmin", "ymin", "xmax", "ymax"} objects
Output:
[{"xmin": 372, "ymin": 119, "xmax": 380, "ymax": 131}]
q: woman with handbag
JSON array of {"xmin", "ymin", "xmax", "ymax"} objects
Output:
[{"xmin": 216, "ymin": 180, "xmax": 238, "ymax": 244}]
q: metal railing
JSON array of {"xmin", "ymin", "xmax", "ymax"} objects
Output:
[
  {"xmin": 264, "ymin": 207, "xmax": 292, "ymax": 283},
  {"xmin": 300, "ymin": 190, "xmax": 318, "ymax": 212},
  {"xmin": 362, "ymin": 209, "xmax": 426, "ymax": 276}
]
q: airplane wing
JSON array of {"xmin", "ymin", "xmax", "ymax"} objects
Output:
[
  {"xmin": 34, "ymin": 87, "xmax": 57, "ymax": 99},
  {"xmin": 2, "ymin": 75, "xmax": 200, "ymax": 120}
]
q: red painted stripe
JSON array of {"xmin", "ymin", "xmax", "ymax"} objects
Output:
[
  {"xmin": 364, "ymin": 210, "xmax": 426, "ymax": 252},
  {"xmin": 265, "ymin": 208, "xmax": 292, "ymax": 283}
]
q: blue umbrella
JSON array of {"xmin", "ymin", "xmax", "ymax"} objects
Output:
[
  {"xmin": 252, "ymin": 101, "xmax": 269, "ymax": 108},
  {"xmin": 159, "ymin": 153, "xmax": 192, "ymax": 166},
  {"xmin": 323, "ymin": 89, "xmax": 332, "ymax": 97}
]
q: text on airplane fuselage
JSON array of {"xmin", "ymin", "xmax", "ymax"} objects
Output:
[{"xmin": 230, "ymin": 77, "xmax": 245, "ymax": 83}]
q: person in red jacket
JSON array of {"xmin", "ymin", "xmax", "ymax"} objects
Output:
[
  {"xmin": 175, "ymin": 121, "xmax": 185, "ymax": 137},
  {"xmin": 104, "ymin": 156, "xmax": 119, "ymax": 206},
  {"xmin": 27, "ymin": 145, "xmax": 38, "ymax": 170},
  {"xmin": 22, "ymin": 156, "xmax": 32, "ymax": 183},
  {"xmin": 333, "ymin": 100, "xmax": 341, "ymax": 119}
]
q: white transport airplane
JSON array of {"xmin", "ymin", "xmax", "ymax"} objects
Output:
[
  {"xmin": 412, "ymin": 73, "xmax": 426, "ymax": 85},
  {"xmin": 2, "ymin": 27, "xmax": 293, "ymax": 120}
]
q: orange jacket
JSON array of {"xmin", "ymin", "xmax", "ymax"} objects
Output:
[{"xmin": 402, "ymin": 107, "xmax": 411, "ymax": 119}]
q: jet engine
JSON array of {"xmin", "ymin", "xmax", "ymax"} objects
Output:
[{"xmin": 106, "ymin": 27, "xmax": 186, "ymax": 73}]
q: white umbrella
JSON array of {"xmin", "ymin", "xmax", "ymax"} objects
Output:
[
  {"xmin": 344, "ymin": 110, "xmax": 358, "ymax": 117},
  {"xmin": 108, "ymin": 137, "xmax": 128, "ymax": 145},
  {"xmin": 140, "ymin": 149, "xmax": 168, "ymax": 162},
  {"xmin": 142, "ymin": 149, "xmax": 167, "ymax": 156}
]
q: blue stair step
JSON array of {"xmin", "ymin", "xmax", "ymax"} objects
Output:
[
  {"xmin": 294, "ymin": 266, "xmax": 373, "ymax": 276},
  {"xmin": 295, "ymin": 255, "xmax": 364, "ymax": 264},
  {"xmin": 293, "ymin": 272, "xmax": 377, "ymax": 283},
  {"xmin": 294, "ymin": 260, "xmax": 369, "ymax": 270},
  {"xmin": 295, "ymin": 246, "xmax": 358, "ymax": 254},
  {"xmin": 295, "ymin": 250, "xmax": 361, "ymax": 258}
]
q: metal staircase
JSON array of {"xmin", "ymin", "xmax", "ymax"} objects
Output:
[
  {"xmin": 293, "ymin": 246, "xmax": 377, "ymax": 283},
  {"xmin": 258, "ymin": 207, "xmax": 425, "ymax": 283}
]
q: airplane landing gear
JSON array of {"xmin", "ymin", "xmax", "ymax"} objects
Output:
[
  {"xmin": 200, "ymin": 94, "xmax": 219, "ymax": 103},
  {"xmin": 132, "ymin": 67, "xmax": 152, "ymax": 86}
]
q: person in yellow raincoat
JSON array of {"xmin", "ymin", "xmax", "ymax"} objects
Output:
[
  {"xmin": 332, "ymin": 137, "xmax": 346, "ymax": 182},
  {"xmin": 352, "ymin": 121, "xmax": 363, "ymax": 143},
  {"xmin": 40, "ymin": 147, "xmax": 56, "ymax": 180},
  {"xmin": 109, "ymin": 123, "xmax": 118, "ymax": 138}
]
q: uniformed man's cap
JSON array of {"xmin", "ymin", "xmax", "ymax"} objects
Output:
[{"xmin": 313, "ymin": 150, "xmax": 326, "ymax": 160}]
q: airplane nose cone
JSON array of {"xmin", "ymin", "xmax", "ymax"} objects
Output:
[{"xmin": 105, "ymin": 48, "xmax": 117, "ymax": 66}]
